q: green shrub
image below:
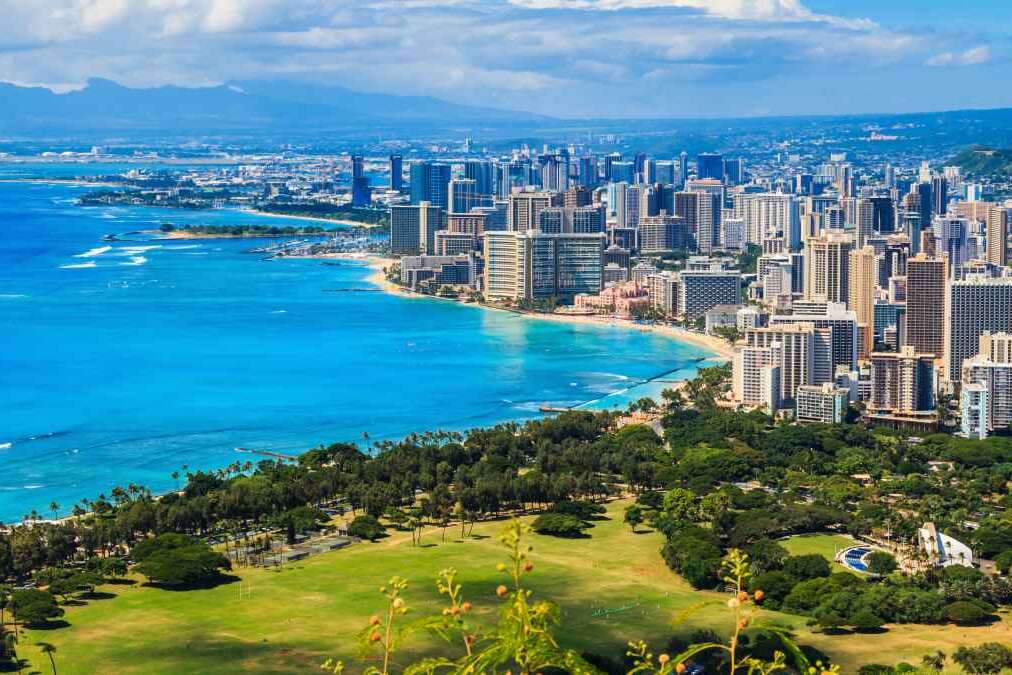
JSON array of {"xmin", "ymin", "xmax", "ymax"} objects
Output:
[
  {"xmin": 532, "ymin": 513, "xmax": 590, "ymax": 538},
  {"xmin": 348, "ymin": 515, "xmax": 386, "ymax": 541},
  {"xmin": 782, "ymin": 553, "xmax": 830, "ymax": 580}
]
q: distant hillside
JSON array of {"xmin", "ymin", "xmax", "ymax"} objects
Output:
[
  {"xmin": 950, "ymin": 146, "xmax": 1012, "ymax": 176},
  {"xmin": 0, "ymin": 78, "xmax": 550, "ymax": 137}
]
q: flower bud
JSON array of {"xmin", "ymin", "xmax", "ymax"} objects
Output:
[{"xmin": 496, "ymin": 584, "xmax": 509, "ymax": 598}]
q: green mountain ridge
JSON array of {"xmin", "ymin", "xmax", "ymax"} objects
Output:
[{"xmin": 950, "ymin": 145, "xmax": 1012, "ymax": 175}]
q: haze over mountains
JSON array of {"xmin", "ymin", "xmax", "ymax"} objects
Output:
[
  {"xmin": 0, "ymin": 78, "xmax": 549, "ymax": 136},
  {"xmin": 3, "ymin": 79, "xmax": 1012, "ymax": 156}
]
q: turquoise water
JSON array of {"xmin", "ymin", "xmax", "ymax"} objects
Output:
[{"xmin": 0, "ymin": 164, "xmax": 712, "ymax": 521}]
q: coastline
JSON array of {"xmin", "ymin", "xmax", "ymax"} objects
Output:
[
  {"xmin": 146, "ymin": 228, "xmax": 333, "ymax": 240},
  {"xmin": 238, "ymin": 208, "xmax": 385, "ymax": 229},
  {"xmin": 351, "ymin": 254, "xmax": 733, "ymax": 361}
]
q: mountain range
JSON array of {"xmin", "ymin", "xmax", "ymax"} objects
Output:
[{"xmin": 0, "ymin": 78, "xmax": 549, "ymax": 137}]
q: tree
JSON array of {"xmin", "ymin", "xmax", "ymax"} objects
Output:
[
  {"xmin": 531, "ymin": 513, "xmax": 590, "ymax": 538},
  {"xmin": 662, "ymin": 487, "xmax": 697, "ymax": 522},
  {"xmin": 921, "ymin": 650, "xmax": 947, "ymax": 671},
  {"xmin": 347, "ymin": 515, "xmax": 386, "ymax": 542},
  {"xmin": 624, "ymin": 504, "xmax": 644, "ymax": 532},
  {"xmin": 746, "ymin": 571, "xmax": 795, "ymax": 610},
  {"xmin": 10, "ymin": 589, "xmax": 63, "ymax": 627},
  {"xmin": 38, "ymin": 642, "xmax": 57, "ymax": 675},
  {"xmin": 864, "ymin": 551, "xmax": 897, "ymax": 576},
  {"xmin": 782, "ymin": 554, "xmax": 830, "ymax": 580},
  {"xmin": 953, "ymin": 643, "xmax": 1012, "ymax": 674},
  {"xmin": 849, "ymin": 609, "xmax": 884, "ymax": 632},
  {"xmin": 133, "ymin": 534, "xmax": 230, "ymax": 589},
  {"xmin": 945, "ymin": 600, "xmax": 990, "ymax": 626}
]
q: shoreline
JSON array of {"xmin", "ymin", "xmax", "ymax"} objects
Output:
[
  {"xmin": 238, "ymin": 208, "xmax": 386, "ymax": 229},
  {"xmin": 352, "ymin": 255, "xmax": 733, "ymax": 361},
  {"xmin": 145, "ymin": 228, "xmax": 334, "ymax": 240}
]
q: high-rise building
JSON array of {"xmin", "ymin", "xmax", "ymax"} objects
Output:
[
  {"xmin": 854, "ymin": 198, "xmax": 875, "ymax": 249},
  {"xmin": 848, "ymin": 245, "xmax": 877, "ymax": 361},
  {"xmin": 537, "ymin": 205, "xmax": 606, "ymax": 234},
  {"xmin": 868, "ymin": 346, "xmax": 938, "ymax": 430},
  {"xmin": 678, "ymin": 268, "xmax": 741, "ymax": 318},
  {"xmin": 961, "ymin": 332, "xmax": 1012, "ymax": 439},
  {"xmin": 770, "ymin": 302, "xmax": 858, "ymax": 382},
  {"xmin": 697, "ymin": 152, "xmax": 724, "ymax": 181},
  {"xmin": 805, "ymin": 230, "xmax": 853, "ymax": 304},
  {"xmin": 508, "ymin": 190, "xmax": 562, "ymax": 232},
  {"xmin": 483, "ymin": 231, "xmax": 604, "ymax": 302},
  {"xmin": 733, "ymin": 342, "xmax": 783, "ymax": 409},
  {"xmin": 639, "ymin": 213, "xmax": 687, "ymax": 252},
  {"xmin": 678, "ymin": 151, "xmax": 688, "ymax": 188},
  {"xmin": 674, "ymin": 191, "xmax": 700, "ymax": 248},
  {"xmin": 390, "ymin": 202, "xmax": 445, "ymax": 255},
  {"xmin": 946, "ymin": 276, "xmax": 1012, "ymax": 381},
  {"xmin": 742, "ymin": 323, "xmax": 819, "ymax": 405},
  {"xmin": 796, "ymin": 383, "xmax": 850, "ymax": 424},
  {"xmin": 869, "ymin": 195, "xmax": 895, "ymax": 233},
  {"xmin": 464, "ymin": 160, "xmax": 494, "ymax": 196},
  {"xmin": 986, "ymin": 206, "xmax": 1009, "ymax": 267},
  {"xmin": 732, "ymin": 193, "xmax": 801, "ymax": 251},
  {"xmin": 389, "ymin": 154, "xmax": 403, "ymax": 192},
  {"xmin": 931, "ymin": 175, "xmax": 949, "ymax": 216},
  {"xmin": 448, "ymin": 178, "xmax": 483, "ymax": 214},
  {"xmin": 723, "ymin": 158, "xmax": 745, "ymax": 185},
  {"xmin": 350, "ymin": 155, "xmax": 371, "ymax": 207},
  {"xmin": 933, "ymin": 216, "xmax": 970, "ymax": 270},
  {"xmin": 905, "ymin": 253, "xmax": 948, "ymax": 360},
  {"xmin": 409, "ymin": 162, "xmax": 451, "ymax": 208}
]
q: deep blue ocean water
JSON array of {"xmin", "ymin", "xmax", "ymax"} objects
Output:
[{"xmin": 0, "ymin": 162, "xmax": 712, "ymax": 521}]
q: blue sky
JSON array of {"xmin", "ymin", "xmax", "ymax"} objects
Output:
[{"xmin": 0, "ymin": 0, "xmax": 1009, "ymax": 118}]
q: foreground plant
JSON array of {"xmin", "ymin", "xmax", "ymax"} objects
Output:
[
  {"xmin": 629, "ymin": 550, "xmax": 838, "ymax": 675},
  {"xmin": 332, "ymin": 526, "xmax": 841, "ymax": 675}
]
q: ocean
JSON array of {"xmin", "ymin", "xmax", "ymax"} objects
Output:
[{"xmin": 0, "ymin": 162, "xmax": 713, "ymax": 522}]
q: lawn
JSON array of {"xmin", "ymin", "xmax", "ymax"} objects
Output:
[
  {"xmin": 14, "ymin": 502, "xmax": 1012, "ymax": 674},
  {"xmin": 779, "ymin": 532, "xmax": 858, "ymax": 572}
]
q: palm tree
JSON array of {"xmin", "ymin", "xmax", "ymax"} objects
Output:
[
  {"xmin": 48, "ymin": 502, "xmax": 60, "ymax": 521},
  {"xmin": 38, "ymin": 642, "xmax": 57, "ymax": 674}
]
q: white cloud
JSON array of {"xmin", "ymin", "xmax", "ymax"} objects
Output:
[
  {"xmin": 926, "ymin": 45, "xmax": 992, "ymax": 67},
  {"xmin": 0, "ymin": 0, "xmax": 1000, "ymax": 117}
]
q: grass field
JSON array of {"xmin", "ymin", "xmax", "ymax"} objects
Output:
[
  {"xmin": 14, "ymin": 502, "xmax": 1012, "ymax": 674},
  {"xmin": 779, "ymin": 533, "xmax": 858, "ymax": 573}
]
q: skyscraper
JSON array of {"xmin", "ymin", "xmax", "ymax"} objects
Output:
[
  {"xmin": 931, "ymin": 175, "xmax": 948, "ymax": 216},
  {"xmin": 448, "ymin": 178, "xmax": 484, "ymax": 214},
  {"xmin": 696, "ymin": 153, "xmax": 724, "ymax": 181},
  {"xmin": 350, "ymin": 155, "xmax": 371, "ymax": 207},
  {"xmin": 905, "ymin": 253, "xmax": 948, "ymax": 360},
  {"xmin": 409, "ymin": 161, "xmax": 451, "ymax": 209},
  {"xmin": 961, "ymin": 332, "xmax": 1012, "ymax": 438},
  {"xmin": 848, "ymin": 245, "xmax": 877, "ymax": 361},
  {"xmin": 464, "ymin": 160, "xmax": 494, "ymax": 196},
  {"xmin": 946, "ymin": 276, "xmax": 1012, "ymax": 382},
  {"xmin": 508, "ymin": 190, "xmax": 563, "ymax": 232},
  {"xmin": 868, "ymin": 347, "xmax": 938, "ymax": 430},
  {"xmin": 390, "ymin": 202, "xmax": 445, "ymax": 255},
  {"xmin": 483, "ymin": 231, "xmax": 604, "ymax": 302},
  {"xmin": 986, "ymin": 206, "xmax": 1009, "ymax": 267},
  {"xmin": 805, "ymin": 230, "xmax": 852, "ymax": 304},
  {"xmin": 389, "ymin": 154, "xmax": 403, "ymax": 192}
]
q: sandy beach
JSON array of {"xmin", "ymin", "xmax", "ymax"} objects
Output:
[
  {"xmin": 239, "ymin": 208, "xmax": 385, "ymax": 229},
  {"xmin": 351, "ymin": 255, "xmax": 734, "ymax": 361}
]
